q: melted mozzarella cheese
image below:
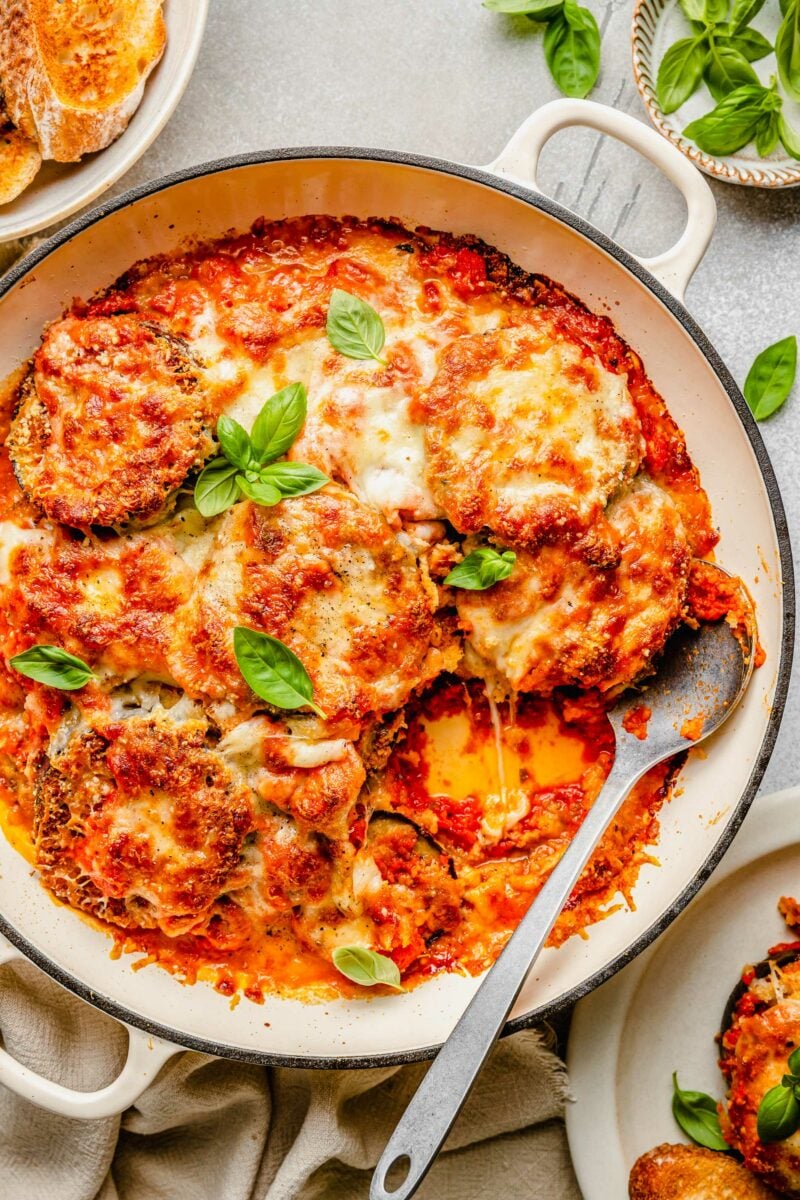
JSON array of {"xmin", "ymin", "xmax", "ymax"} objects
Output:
[{"xmin": 0, "ymin": 521, "xmax": 47, "ymax": 586}]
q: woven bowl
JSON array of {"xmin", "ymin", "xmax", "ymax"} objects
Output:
[{"xmin": 632, "ymin": 0, "xmax": 800, "ymax": 187}]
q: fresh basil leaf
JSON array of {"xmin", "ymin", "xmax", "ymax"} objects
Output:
[
  {"xmin": 195, "ymin": 457, "xmax": 241, "ymax": 517},
  {"xmin": 683, "ymin": 84, "xmax": 770, "ymax": 154},
  {"xmin": 779, "ymin": 112, "xmax": 800, "ymax": 158},
  {"xmin": 525, "ymin": 2, "xmax": 566, "ymax": 18},
  {"xmin": 444, "ymin": 547, "xmax": 517, "ymax": 591},
  {"xmin": 704, "ymin": 44, "xmax": 759, "ymax": 100},
  {"xmin": 671, "ymin": 1074, "xmax": 729, "ymax": 1151},
  {"xmin": 788, "ymin": 1047, "xmax": 800, "ymax": 1075},
  {"xmin": 728, "ymin": 0, "xmax": 766, "ymax": 29},
  {"xmin": 10, "ymin": 644, "xmax": 94, "ymax": 691},
  {"xmin": 259, "ymin": 461, "xmax": 329, "ymax": 498},
  {"xmin": 326, "ymin": 288, "xmax": 387, "ymax": 363},
  {"xmin": 543, "ymin": 1, "xmax": 600, "ymax": 98},
  {"xmin": 680, "ymin": 0, "xmax": 711, "ymax": 20},
  {"xmin": 756, "ymin": 110, "xmax": 780, "ymax": 156},
  {"xmin": 483, "ymin": 0, "xmax": 563, "ymax": 12},
  {"xmin": 236, "ymin": 475, "xmax": 282, "ymax": 507},
  {"xmin": 705, "ymin": 0, "xmax": 730, "ymax": 20},
  {"xmin": 216, "ymin": 415, "xmax": 254, "ymax": 469},
  {"xmin": 744, "ymin": 335, "xmax": 797, "ymax": 419},
  {"xmin": 658, "ymin": 37, "xmax": 709, "ymax": 112},
  {"xmin": 331, "ymin": 946, "xmax": 404, "ymax": 991},
  {"xmin": 250, "ymin": 383, "xmax": 308, "ymax": 465},
  {"xmin": 724, "ymin": 28, "xmax": 773, "ymax": 60},
  {"xmin": 233, "ymin": 626, "xmax": 324, "ymax": 717},
  {"xmin": 758, "ymin": 1083, "xmax": 800, "ymax": 1142},
  {"xmin": 776, "ymin": 1, "xmax": 800, "ymax": 100}
]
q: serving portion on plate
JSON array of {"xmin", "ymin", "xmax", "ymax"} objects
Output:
[
  {"xmin": 0, "ymin": 212, "xmax": 754, "ymax": 1004},
  {"xmin": 567, "ymin": 788, "xmax": 800, "ymax": 1200},
  {"xmin": 627, "ymin": 899, "xmax": 800, "ymax": 1197}
]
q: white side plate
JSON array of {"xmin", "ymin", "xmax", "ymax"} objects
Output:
[
  {"xmin": 0, "ymin": 0, "xmax": 209, "ymax": 242},
  {"xmin": 566, "ymin": 787, "xmax": 800, "ymax": 1198}
]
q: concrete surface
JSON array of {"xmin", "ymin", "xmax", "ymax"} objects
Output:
[{"xmin": 83, "ymin": 0, "xmax": 800, "ymax": 786}]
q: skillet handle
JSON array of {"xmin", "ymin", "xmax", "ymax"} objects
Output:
[
  {"xmin": 0, "ymin": 937, "xmax": 179, "ymax": 1118},
  {"xmin": 486, "ymin": 98, "xmax": 716, "ymax": 303}
]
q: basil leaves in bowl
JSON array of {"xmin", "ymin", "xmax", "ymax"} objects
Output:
[{"xmin": 633, "ymin": 0, "xmax": 800, "ymax": 187}]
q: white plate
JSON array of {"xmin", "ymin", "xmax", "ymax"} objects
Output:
[
  {"xmin": 0, "ymin": 0, "xmax": 209, "ymax": 242},
  {"xmin": 566, "ymin": 786, "xmax": 800, "ymax": 1198}
]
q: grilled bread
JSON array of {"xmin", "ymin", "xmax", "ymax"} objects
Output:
[
  {"xmin": 0, "ymin": 98, "xmax": 40, "ymax": 201},
  {"xmin": 629, "ymin": 1144, "xmax": 779, "ymax": 1199},
  {"xmin": 0, "ymin": 0, "xmax": 165, "ymax": 162}
]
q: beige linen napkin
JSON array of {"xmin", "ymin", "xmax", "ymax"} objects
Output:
[{"xmin": 0, "ymin": 958, "xmax": 580, "ymax": 1200}]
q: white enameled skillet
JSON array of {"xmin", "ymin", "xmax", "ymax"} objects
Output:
[{"xmin": 0, "ymin": 99, "xmax": 792, "ymax": 1118}]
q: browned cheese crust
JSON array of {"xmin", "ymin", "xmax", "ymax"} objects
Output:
[
  {"xmin": 35, "ymin": 710, "xmax": 255, "ymax": 937},
  {"xmin": 721, "ymin": 1000, "xmax": 800, "ymax": 1196},
  {"xmin": 419, "ymin": 323, "xmax": 643, "ymax": 550},
  {"xmin": 457, "ymin": 476, "xmax": 690, "ymax": 694},
  {"xmin": 8, "ymin": 314, "xmax": 210, "ymax": 528},
  {"xmin": 169, "ymin": 486, "xmax": 444, "ymax": 725}
]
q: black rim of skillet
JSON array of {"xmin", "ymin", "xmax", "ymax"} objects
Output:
[{"xmin": 0, "ymin": 147, "xmax": 794, "ymax": 1071}]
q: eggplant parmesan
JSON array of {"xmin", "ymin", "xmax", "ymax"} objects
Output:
[
  {"xmin": 0, "ymin": 215, "xmax": 749, "ymax": 1001},
  {"xmin": 718, "ymin": 918, "xmax": 800, "ymax": 1196}
]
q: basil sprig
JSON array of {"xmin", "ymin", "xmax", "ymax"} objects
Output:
[
  {"xmin": 332, "ymin": 946, "xmax": 405, "ymax": 991},
  {"xmin": 543, "ymin": 0, "xmax": 600, "ymax": 97},
  {"xmin": 659, "ymin": 37, "xmax": 715, "ymax": 112},
  {"xmin": 729, "ymin": 0, "xmax": 769, "ymax": 32},
  {"xmin": 194, "ymin": 383, "xmax": 328, "ymax": 518},
  {"xmin": 779, "ymin": 110, "xmax": 800, "ymax": 157},
  {"xmin": 744, "ymin": 334, "xmax": 797, "ymax": 419},
  {"xmin": 730, "ymin": 27, "xmax": 774, "ymax": 59},
  {"xmin": 483, "ymin": 0, "xmax": 601, "ymax": 98},
  {"xmin": 684, "ymin": 80, "xmax": 782, "ymax": 154},
  {"xmin": 657, "ymin": 0, "xmax": 771, "ymax": 116},
  {"xmin": 657, "ymin": 0, "xmax": 800, "ymax": 158},
  {"xmin": 10, "ymin": 644, "xmax": 94, "ymax": 690},
  {"xmin": 757, "ymin": 1047, "xmax": 800, "ymax": 1141},
  {"xmin": 776, "ymin": 0, "xmax": 800, "ymax": 100},
  {"xmin": 671, "ymin": 1073, "xmax": 729, "ymax": 1151},
  {"xmin": 483, "ymin": 0, "xmax": 563, "ymax": 13},
  {"xmin": 444, "ymin": 548, "xmax": 517, "ymax": 591},
  {"xmin": 233, "ymin": 626, "xmax": 325, "ymax": 717},
  {"xmin": 326, "ymin": 289, "xmax": 387, "ymax": 364},
  {"xmin": 705, "ymin": 43, "xmax": 760, "ymax": 101}
]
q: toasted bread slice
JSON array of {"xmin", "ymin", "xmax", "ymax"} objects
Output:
[
  {"xmin": 629, "ymin": 1144, "xmax": 779, "ymax": 1199},
  {"xmin": 0, "ymin": 100, "xmax": 40, "ymax": 202},
  {"xmin": 0, "ymin": 0, "xmax": 166, "ymax": 162}
]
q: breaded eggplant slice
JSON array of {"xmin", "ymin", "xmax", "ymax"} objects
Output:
[
  {"xmin": 293, "ymin": 810, "xmax": 462, "ymax": 972},
  {"xmin": 34, "ymin": 707, "xmax": 255, "ymax": 937},
  {"xmin": 170, "ymin": 485, "xmax": 449, "ymax": 727},
  {"xmin": 418, "ymin": 323, "xmax": 643, "ymax": 548},
  {"xmin": 718, "ymin": 947, "xmax": 800, "ymax": 1197},
  {"xmin": 457, "ymin": 476, "xmax": 691, "ymax": 695},
  {"xmin": 8, "ymin": 313, "xmax": 211, "ymax": 528}
]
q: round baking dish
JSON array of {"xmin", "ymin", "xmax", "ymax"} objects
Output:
[{"xmin": 0, "ymin": 99, "xmax": 792, "ymax": 1117}]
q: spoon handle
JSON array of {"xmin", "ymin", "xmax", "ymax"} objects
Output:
[{"xmin": 369, "ymin": 734, "xmax": 647, "ymax": 1200}]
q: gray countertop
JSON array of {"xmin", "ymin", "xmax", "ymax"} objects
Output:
[{"xmin": 112, "ymin": 0, "xmax": 799, "ymax": 787}]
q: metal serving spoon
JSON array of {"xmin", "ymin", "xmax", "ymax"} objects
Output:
[{"xmin": 371, "ymin": 588, "xmax": 755, "ymax": 1200}]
